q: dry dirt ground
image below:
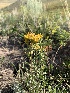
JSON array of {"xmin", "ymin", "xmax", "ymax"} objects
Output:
[
  {"xmin": 0, "ymin": 36, "xmax": 22, "ymax": 89},
  {"xmin": 0, "ymin": 3, "xmax": 11, "ymax": 9}
]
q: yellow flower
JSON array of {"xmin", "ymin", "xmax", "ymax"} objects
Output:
[
  {"xmin": 24, "ymin": 32, "xmax": 43, "ymax": 44},
  {"xmin": 24, "ymin": 32, "xmax": 35, "ymax": 40},
  {"xmin": 34, "ymin": 36, "xmax": 39, "ymax": 42},
  {"xmin": 34, "ymin": 34, "xmax": 43, "ymax": 43}
]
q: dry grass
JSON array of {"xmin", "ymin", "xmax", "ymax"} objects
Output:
[{"xmin": 43, "ymin": 0, "xmax": 70, "ymax": 11}]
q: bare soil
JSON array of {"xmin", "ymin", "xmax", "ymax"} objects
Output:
[{"xmin": 0, "ymin": 36, "xmax": 22, "ymax": 89}]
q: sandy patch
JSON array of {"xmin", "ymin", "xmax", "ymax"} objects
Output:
[{"xmin": 0, "ymin": 3, "xmax": 11, "ymax": 9}]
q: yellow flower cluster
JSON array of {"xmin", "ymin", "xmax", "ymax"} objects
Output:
[{"xmin": 24, "ymin": 32, "xmax": 43, "ymax": 44}]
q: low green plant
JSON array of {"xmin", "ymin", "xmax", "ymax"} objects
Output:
[{"xmin": 13, "ymin": 30, "xmax": 70, "ymax": 93}]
